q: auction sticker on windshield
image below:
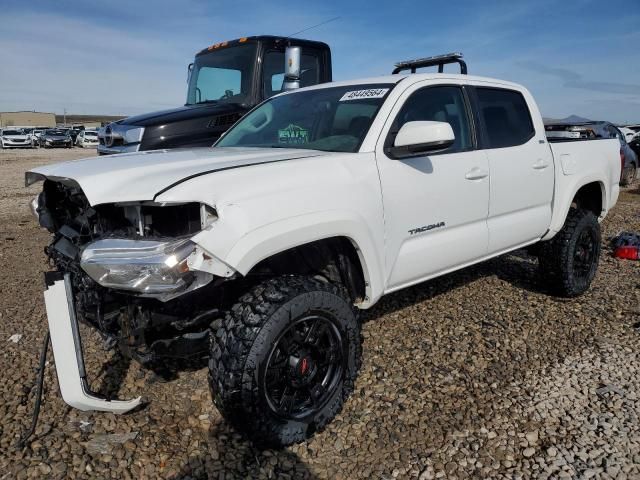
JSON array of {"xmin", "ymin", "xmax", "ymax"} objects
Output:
[
  {"xmin": 278, "ymin": 124, "xmax": 310, "ymax": 145},
  {"xmin": 339, "ymin": 88, "xmax": 389, "ymax": 101}
]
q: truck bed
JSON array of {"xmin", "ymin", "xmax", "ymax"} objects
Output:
[{"xmin": 544, "ymin": 138, "xmax": 621, "ymax": 237}]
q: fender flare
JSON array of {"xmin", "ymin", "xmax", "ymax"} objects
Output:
[
  {"xmin": 194, "ymin": 210, "xmax": 385, "ymax": 308},
  {"xmin": 542, "ymin": 176, "xmax": 607, "ymax": 241}
]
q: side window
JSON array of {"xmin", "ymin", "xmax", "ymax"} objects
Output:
[
  {"xmin": 476, "ymin": 88, "xmax": 535, "ymax": 148},
  {"xmin": 391, "ymin": 86, "xmax": 472, "ymax": 152},
  {"xmin": 196, "ymin": 67, "xmax": 242, "ymax": 101},
  {"xmin": 262, "ymin": 50, "xmax": 321, "ymax": 98}
]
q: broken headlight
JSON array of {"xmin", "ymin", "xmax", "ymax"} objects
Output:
[{"xmin": 80, "ymin": 238, "xmax": 213, "ymax": 299}]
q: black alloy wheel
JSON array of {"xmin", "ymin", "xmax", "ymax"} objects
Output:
[
  {"xmin": 263, "ymin": 314, "xmax": 345, "ymax": 420},
  {"xmin": 208, "ymin": 275, "xmax": 361, "ymax": 447}
]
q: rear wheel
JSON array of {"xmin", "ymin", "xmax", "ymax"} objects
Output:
[
  {"xmin": 538, "ymin": 208, "xmax": 601, "ymax": 297},
  {"xmin": 208, "ymin": 276, "xmax": 361, "ymax": 447}
]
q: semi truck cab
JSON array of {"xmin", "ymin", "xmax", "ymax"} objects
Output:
[{"xmin": 97, "ymin": 35, "xmax": 332, "ymax": 154}]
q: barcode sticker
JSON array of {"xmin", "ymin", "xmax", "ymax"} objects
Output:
[{"xmin": 339, "ymin": 88, "xmax": 389, "ymax": 101}]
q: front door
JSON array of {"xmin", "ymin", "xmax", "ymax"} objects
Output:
[{"xmin": 375, "ymin": 82, "xmax": 490, "ymax": 291}]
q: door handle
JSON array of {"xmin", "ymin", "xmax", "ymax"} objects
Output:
[
  {"xmin": 465, "ymin": 167, "xmax": 489, "ymax": 180},
  {"xmin": 532, "ymin": 159, "xmax": 550, "ymax": 170}
]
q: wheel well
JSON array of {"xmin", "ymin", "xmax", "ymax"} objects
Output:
[
  {"xmin": 571, "ymin": 182, "xmax": 603, "ymax": 217},
  {"xmin": 246, "ymin": 237, "xmax": 367, "ymax": 303}
]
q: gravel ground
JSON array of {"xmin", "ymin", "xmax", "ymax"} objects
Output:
[{"xmin": 0, "ymin": 148, "xmax": 639, "ymax": 479}]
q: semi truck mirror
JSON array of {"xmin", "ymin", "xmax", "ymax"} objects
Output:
[
  {"xmin": 187, "ymin": 63, "xmax": 194, "ymax": 84},
  {"xmin": 283, "ymin": 46, "xmax": 301, "ymax": 91}
]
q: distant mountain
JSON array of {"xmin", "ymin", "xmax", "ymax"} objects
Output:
[
  {"xmin": 543, "ymin": 114, "xmax": 593, "ymax": 124},
  {"xmin": 561, "ymin": 115, "xmax": 593, "ymax": 123}
]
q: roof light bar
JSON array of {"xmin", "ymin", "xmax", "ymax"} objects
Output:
[{"xmin": 392, "ymin": 52, "xmax": 467, "ymax": 75}]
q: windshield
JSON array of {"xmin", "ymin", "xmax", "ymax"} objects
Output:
[
  {"xmin": 186, "ymin": 44, "xmax": 257, "ymax": 106},
  {"xmin": 2, "ymin": 130, "xmax": 23, "ymax": 135},
  {"xmin": 216, "ymin": 84, "xmax": 393, "ymax": 153},
  {"xmin": 46, "ymin": 130, "xmax": 67, "ymax": 136},
  {"xmin": 84, "ymin": 131, "xmax": 98, "ymax": 137}
]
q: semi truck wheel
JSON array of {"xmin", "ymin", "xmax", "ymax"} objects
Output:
[
  {"xmin": 539, "ymin": 208, "xmax": 601, "ymax": 297},
  {"xmin": 208, "ymin": 276, "xmax": 361, "ymax": 447}
]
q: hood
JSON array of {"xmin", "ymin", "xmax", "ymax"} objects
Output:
[
  {"xmin": 3, "ymin": 134, "xmax": 29, "ymax": 139},
  {"xmin": 28, "ymin": 147, "xmax": 328, "ymax": 206},
  {"xmin": 119, "ymin": 102, "xmax": 243, "ymax": 127}
]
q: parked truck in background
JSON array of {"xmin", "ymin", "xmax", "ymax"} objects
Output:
[
  {"xmin": 27, "ymin": 54, "xmax": 621, "ymax": 448},
  {"xmin": 97, "ymin": 36, "xmax": 331, "ymax": 154}
]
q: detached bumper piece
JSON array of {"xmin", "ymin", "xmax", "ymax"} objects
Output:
[{"xmin": 43, "ymin": 272, "xmax": 142, "ymax": 413}]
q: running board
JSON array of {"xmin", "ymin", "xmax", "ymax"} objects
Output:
[{"xmin": 43, "ymin": 272, "xmax": 141, "ymax": 414}]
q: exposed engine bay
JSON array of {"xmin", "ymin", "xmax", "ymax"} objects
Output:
[{"xmin": 33, "ymin": 179, "xmax": 224, "ymax": 365}]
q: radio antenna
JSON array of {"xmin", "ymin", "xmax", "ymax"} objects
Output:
[{"xmin": 285, "ymin": 16, "xmax": 340, "ymax": 39}]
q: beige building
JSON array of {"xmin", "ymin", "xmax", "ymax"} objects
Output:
[{"xmin": 0, "ymin": 111, "xmax": 56, "ymax": 128}]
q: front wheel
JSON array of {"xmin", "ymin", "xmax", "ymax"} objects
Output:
[
  {"xmin": 208, "ymin": 276, "xmax": 361, "ymax": 447},
  {"xmin": 538, "ymin": 208, "xmax": 601, "ymax": 297}
]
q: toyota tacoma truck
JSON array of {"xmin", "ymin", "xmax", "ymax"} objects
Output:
[{"xmin": 26, "ymin": 54, "xmax": 621, "ymax": 447}]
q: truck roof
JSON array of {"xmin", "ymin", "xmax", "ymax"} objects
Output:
[
  {"xmin": 196, "ymin": 35, "xmax": 330, "ymax": 57},
  {"xmin": 285, "ymin": 72, "xmax": 527, "ymax": 93}
]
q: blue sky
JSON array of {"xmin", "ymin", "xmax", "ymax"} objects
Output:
[{"xmin": 1, "ymin": 0, "xmax": 638, "ymax": 123}]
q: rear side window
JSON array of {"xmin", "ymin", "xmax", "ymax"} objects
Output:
[{"xmin": 476, "ymin": 88, "xmax": 534, "ymax": 148}]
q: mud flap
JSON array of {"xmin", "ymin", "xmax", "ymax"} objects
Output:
[{"xmin": 43, "ymin": 272, "xmax": 141, "ymax": 413}]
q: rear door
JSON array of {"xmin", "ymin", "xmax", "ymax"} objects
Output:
[{"xmin": 472, "ymin": 86, "xmax": 554, "ymax": 253}]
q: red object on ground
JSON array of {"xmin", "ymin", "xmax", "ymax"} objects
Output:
[{"xmin": 614, "ymin": 245, "xmax": 640, "ymax": 260}]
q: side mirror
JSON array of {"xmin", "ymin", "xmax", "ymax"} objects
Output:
[
  {"xmin": 283, "ymin": 46, "xmax": 301, "ymax": 91},
  {"xmin": 388, "ymin": 121, "xmax": 455, "ymax": 158},
  {"xmin": 187, "ymin": 63, "xmax": 194, "ymax": 84}
]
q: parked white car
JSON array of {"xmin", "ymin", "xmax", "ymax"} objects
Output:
[
  {"xmin": 76, "ymin": 130, "xmax": 99, "ymax": 148},
  {"xmin": 26, "ymin": 62, "xmax": 621, "ymax": 447},
  {"xmin": 31, "ymin": 130, "xmax": 44, "ymax": 146},
  {"xmin": 1, "ymin": 128, "xmax": 34, "ymax": 148}
]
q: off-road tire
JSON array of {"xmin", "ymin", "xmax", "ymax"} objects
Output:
[
  {"xmin": 621, "ymin": 164, "xmax": 637, "ymax": 186},
  {"xmin": 208, "ymin": 276, "xmax": 361, "ymax": 447},
  {"xmin": 539, "ymin": 208, "xmax": 601, "ymax": 297}
]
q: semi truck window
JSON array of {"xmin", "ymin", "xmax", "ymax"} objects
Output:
[
  {"xmin": 392, "ymin": 86, "xmax": 472, "ymax": 152},
  {"xmin": 186, "ymin": 44, "xmax": 257, "ymax": 105},
  {"xmin": 195, "ymin": 68, "xmax": 242, "ymax": 101},
  {"xmin": 263, "ymin": 51, "xmax": 321, "ymax": 98},
  {"xmin": 476, "ymin": 88, "xmax": 534, "ymax": 148}
]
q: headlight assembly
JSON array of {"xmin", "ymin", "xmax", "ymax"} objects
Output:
[{"xmin": 80, "ymin": 238, "xmax": 213, "ymax": 300}]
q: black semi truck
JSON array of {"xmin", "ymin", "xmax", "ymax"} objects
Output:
[{"xmin": 97, "ymin": 36, "xmax": 332, "ymax": 155}]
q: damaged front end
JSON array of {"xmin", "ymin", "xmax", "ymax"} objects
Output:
[{"xmin": 30, "ymin": 177, "xmax": 230, "ymax": 367}]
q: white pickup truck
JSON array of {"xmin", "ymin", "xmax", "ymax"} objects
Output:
[{"xmin": 26, "ymin": 56, "xmax": 621, "ymax": 447}]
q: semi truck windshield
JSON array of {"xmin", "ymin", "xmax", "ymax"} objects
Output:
[{"xmin": 186, "ymin": 44, "xmax": 258, "ymax": 106}]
